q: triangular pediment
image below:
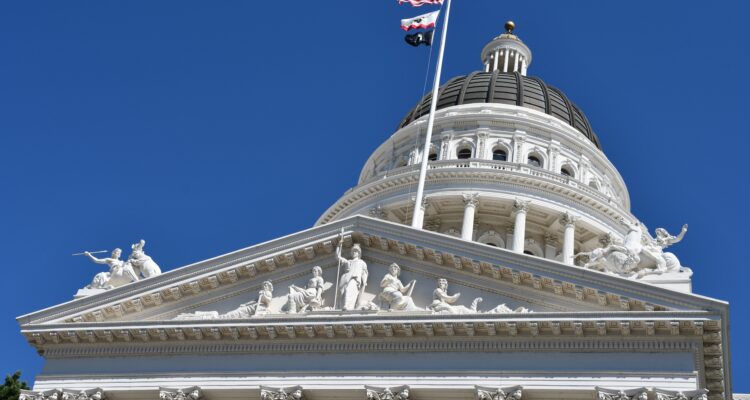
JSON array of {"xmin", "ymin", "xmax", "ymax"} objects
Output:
[{"xmin": 17, "ymin": 216, "xmax": 726, "ymax": 330}]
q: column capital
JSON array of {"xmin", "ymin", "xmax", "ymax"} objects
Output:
[
  {"xmin": 559, "ymin": 211, "xmax": 579, "ymax": 227},
  {"xmin": 159, "ymin": 387, "xmax": 201, "ymax": 400},
  {"xmin": 513, "ymin": 198, "xmax": 531, "ymax": 214},
  {"xmin": 462, "ymin": 192, "xmax": 480, "ymax": 207},
  {"xmin": 366, "ymin": 385, "xmax": 410, "ymax": 400},
  {"xmin": 61, "ymin": 389, "xmax": 107, "ymax": 400},
  {"xmin": 595, "ymin": 387, "xmax": 648, "ymax": 400},
  {"xmin": 475, "ymin": 385, "xmax": 523, "ymax": 400},
  {"xmin": 260, "ymin": 386, "xmax": 305, "ymax": 400}
]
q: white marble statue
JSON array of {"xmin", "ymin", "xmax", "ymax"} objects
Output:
[
  {"xmin": 576, "ymin": 221, "xmax": 689, "ymax": 278},
  {"xmin": 175, "ymin": 281, "xmax": 273, "ymax": 320},
  {"xmin": 81, "ymin": 239, "xmax": 162, "ymax": 291},
  {"xmin": 286, "ymin": 266, "xmax": 332, "ymax": 313},
  {"xmin": 128, "ymin": 239, "xmax": 162, "ymax": 278},
  {"xmin": 428, "ymin": 278, "xmax": 529, "ymax": 314},
  {"xmin": 379, "ymin": 263, "xmax": 420, "ymax": 312},
  {"xmin": 336, "ymin": 243, "xmax": 369, "ymax": 310},
  {"xmin": 637, "ymin": 224, "xmax": 688, "ymax": 276},
  {"xmin": 84, "ymin": 248, "xmax": 139, "ymax": 289},
  {"xmin": 427, "ymin": 278, "xmax": 482, "ymax": 314}
]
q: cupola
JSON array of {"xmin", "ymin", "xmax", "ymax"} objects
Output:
[{"xmin": 481, "ymin": 21, "xmax": 532, "ymax": 75}]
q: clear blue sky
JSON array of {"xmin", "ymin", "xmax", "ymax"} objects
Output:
[{"xmin": 2, "ymin": 0, "xmax": 748, "ymax": 391}]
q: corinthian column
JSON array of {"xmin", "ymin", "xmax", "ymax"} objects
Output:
[
  {"xmin": 559, "ymin": 212, "xmax": 579, "ymax": 265},
  {"xmin": 461, "ymin": 193, "xmax": 480, "ymax": 240},
  {"xmin": 512, "ymin": 199, "xmax": 530, "ymax": 253}
]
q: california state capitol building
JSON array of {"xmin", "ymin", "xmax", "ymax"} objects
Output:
[{"xmin": 16, "ymin": 20, "xmax": 747, "ymax": 400}]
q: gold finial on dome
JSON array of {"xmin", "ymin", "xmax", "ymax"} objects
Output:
[{"xmin": 505, "ymin": 20, "xmax": 515, "ymax": 34}]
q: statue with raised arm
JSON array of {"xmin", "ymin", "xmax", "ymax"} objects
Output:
[
  {"xmin": 286, "ymin": 266, "xmax": 332, "ymax": 313},
  {"xmin": 427, "ymin": 278, "xmax": 482, "ymax": 314},
  {"xmin": 84, "ymin": 248, "xmax": 139, "ymax": 289},
  {"xmin": 175, "ymin": 281, "xmax": 274, "ymax": 320},
  {"xmin": 637, "ymin": 224, "xmax": 689, "ymax": 276},
  {"xmin": 337, "ymin": 243, "xmax": 368, "ymax": 310},
  {"xmin": 576, "ymin": 220, "xmax": 690, "ymax": 278},
  {"xmin": 379, "ymin": 263, "xmax": 420, "ymax": 312},
  {"xmin": 655, "ymin": 224, "xmax": 688, "ymax": 248},
  {"xmin": 128, "ymin": 239, "xmax": 162, "ymax": 278}
]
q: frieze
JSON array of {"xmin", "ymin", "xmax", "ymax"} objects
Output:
[{"xmin": 38, "ymin": 335, "xmax": 701, "ymax": 360}]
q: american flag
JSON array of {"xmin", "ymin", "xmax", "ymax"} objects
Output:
[{"xmin": 398, "ymin": 0, "xmax": 443, "ymax": 6}]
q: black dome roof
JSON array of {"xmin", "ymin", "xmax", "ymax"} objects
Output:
[{"xmin": 399, "ymin": 71, "xmax": 601, "ymax": 149}]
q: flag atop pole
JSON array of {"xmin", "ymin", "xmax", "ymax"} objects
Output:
[
  {"xmin": 398, "ymin": 0, "xmax": 443, "ymax": 6},
  {"xmin": 410, "ymin": 0, "xmax": 452, "ymax": 228},
  {"xmin": 401, "ymin": 10, "xmax": 440, "ymax": 31}
]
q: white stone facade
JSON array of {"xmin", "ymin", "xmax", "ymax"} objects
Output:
[{"xmin": 17, "ymin": 21, "xmax": 735, "ymax": 400}]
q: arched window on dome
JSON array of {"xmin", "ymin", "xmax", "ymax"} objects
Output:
[
  {"xmin": 527, "ymin": 154, "xmax": 543, "ymax": 168},
  {"xmin": 428, "ymin": 152, "xmax": 438, "ymax": 161},
  {"xmin": 523, "ymin": 239, "xmax": 544, "ymax": 257},
  {"xmin": 560, "ymin": 166, "xmax": 574, "ymax": 178},
  {"xmin": 492, "ymin": 148, "xmax": 508, "ymax": 161},
  {"xmin": 457, "ymin": 147, "xmax": 472, "ymax": 159},
  {"xmin": 477, "ymin": 230, "xmax": 505, "ymax": 248}
]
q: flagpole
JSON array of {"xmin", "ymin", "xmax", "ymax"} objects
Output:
[{"xmin": 410, "ymin": 0, "xmax": 452, "ymax": 228}]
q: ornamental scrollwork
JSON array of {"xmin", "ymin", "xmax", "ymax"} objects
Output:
[
  {"xmin": 366, "ymin": 385, "xmax": 410, "ymax": 400},
  {"xmin": 475, "ymin": 385, "xmax": 523, "ymax": 400},
  {"xmin": 159, "ymin": 387, "xmax": 201, "ymax": 400},
  {"xmin": 260, "ymin": 386, "xmax": 305, "ymax": 400},
  {"xmin": 595, "ymin": 386, "xmax": 648, "ymax": 400}
]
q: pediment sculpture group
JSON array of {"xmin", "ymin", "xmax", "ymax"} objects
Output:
[
  {"xmin": 575, "ymin": 221, "xmax": 689, "ymax": 279},
  {"xmin": 176, "ymin": 241, "xmax": 529, "ymax": 320}
]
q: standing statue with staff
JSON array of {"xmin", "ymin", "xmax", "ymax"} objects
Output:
[{"xmin": 336, "ymin": 239, "xmax": 369, "ymax": 311}]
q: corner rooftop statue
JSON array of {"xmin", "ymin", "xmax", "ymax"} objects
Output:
[{"xmin": 17, "ymin": 21, "xmax": 736, "ymax": 400}]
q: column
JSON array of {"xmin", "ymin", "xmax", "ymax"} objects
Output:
[
  {"xmin": 493, "ymin": 50, "xmax": 500, "ymax": 71},
  {"xmin": 412, "ymin": 196, "xmax": 429, "ymax": 228},
  {"xmin": 505, "ymin": 226, "xmax": 514, "ymax": 250},
  {"xmin": 418, "ymin": 196, "xmax": 428, "ymax": 228},
  {"xmin": 560, "ymin": 212, "xmax": 579, "ymax": 265},
  {"xmin": 513, "ymin": 52, "xmax": 520, "ymax": 72},
  {"xmin": 512, "ymin": 199, "xmax": 530, "ymax": 253},
  {"xmin": 521, "ymin": 58, "xmax": 527, "ymax": 76},
  {"xmin": 461, "ymin": 193, "xmax": 479, "ymax": 240},
  {"xmin": 503, "ymin": 49, "xmax": 510, "ymax": 72}
]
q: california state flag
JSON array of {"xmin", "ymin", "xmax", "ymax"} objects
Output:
[
  {"xmin": 401, "ymin": 10, "xmax": 440, "ymax": 31},
  {"xmin": 398, "ymin": 0, "xmax": 443, "ymax": 6}
]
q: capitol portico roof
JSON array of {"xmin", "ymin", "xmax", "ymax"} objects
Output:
[{"xmin": 399, "ymin": 71, "xmax": 602, "ymax": 149}]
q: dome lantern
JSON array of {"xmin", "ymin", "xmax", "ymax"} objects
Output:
[{"xmin": 481, "ymin": 20, "xmax": 532, "ymax": 75}]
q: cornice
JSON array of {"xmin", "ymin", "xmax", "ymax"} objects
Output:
[{"xmin": 319, "ymin": 163, "xmax": 631, "ymax": 228}]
